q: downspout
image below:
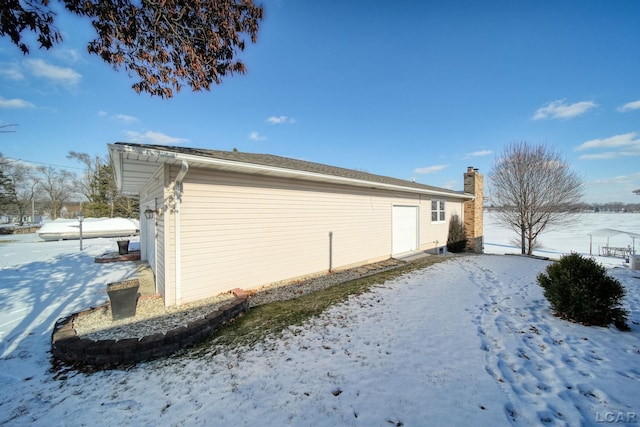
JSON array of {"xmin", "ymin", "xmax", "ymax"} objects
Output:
[{"xmin": 174, "ymin": 160, "xmax": 189, "ymax": 305}]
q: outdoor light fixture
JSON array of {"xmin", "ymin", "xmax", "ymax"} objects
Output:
[
  {"xmin": 77, "ymin": 211, "xmax": 84, "ymax": 251},
  {"xmin": 145, "ymin": 198, "xmax": 162, "ymax": 219}
]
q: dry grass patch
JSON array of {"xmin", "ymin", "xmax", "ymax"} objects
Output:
[{"xmin": 202, "ymin": 256, "xmax": 449, "ymax": 350}]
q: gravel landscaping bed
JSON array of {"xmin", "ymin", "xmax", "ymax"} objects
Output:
[
  {"xmin": 73, "ymin": 258, "xmax": 407, "ymax": 341},
  {"xmin": 73, "ymin": 293, "xmax": 236, "ymax": 341},
  {"xmin": 247, "ymin": 259, "xmax": 404, "ymax": 306}
]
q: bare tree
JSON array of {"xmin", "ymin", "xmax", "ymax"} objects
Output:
[
  {"xmin": 489, "ymin": 141, "xmax": 584, "ymax": 255},
  {"xmin": 36, "ymin": 166, "xmax": 75, "ymax": 220},
  {"xmin": 3, "ymin": 161, "xmax": 41, "ymax": 224},
  {"xmin": 68, "ymin": 151, "xmax": 138, "ymax": 218},
  {"xmin": 67, "ymin": 151, "xmax": 108, "ymax": 214}
]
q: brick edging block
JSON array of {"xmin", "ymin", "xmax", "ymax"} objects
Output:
[{"xmin": 51, "ymin": 295, "xmax": 249, "ymax": 369}]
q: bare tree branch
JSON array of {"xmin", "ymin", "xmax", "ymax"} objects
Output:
[
  {"xmin": 488, "ymin": 141, "xmax": 584, "ymax": 255},
  {"xmin": 0, "ymin": 0, "xmax": 263, "ymax": 98},
  {"xmin": 35, "ymin": 165, "xmax": 75, "ymax": 220}
]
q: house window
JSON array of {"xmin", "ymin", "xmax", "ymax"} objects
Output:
[{"xmin": 431, "ymin": 200, "xmax": 445, "ymax": 223}]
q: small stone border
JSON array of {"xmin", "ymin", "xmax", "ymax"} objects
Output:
[{"xmin": 51, "ymin": 289, "xmax": 249, "ymax": 369}]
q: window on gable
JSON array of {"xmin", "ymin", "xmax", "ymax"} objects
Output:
[{"xmin": 431, "ymin": 200, "xmax": 445, "ymax": 223}]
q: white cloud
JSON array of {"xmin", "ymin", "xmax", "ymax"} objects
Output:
[
  {"xmin": 0, "ymin": 62, "xmax": 24, "ymax": 80},
  {"xmin": 99, "ymin": 111, "xmax": 139, "ymax": 123},
  {"xmin": 592, "ymin": 172, "xmax": 640, "ymax": 185},
  {"xmin": 619, "ymin": 150, "xmax": 640, "ymax": 157},
  {"xmin": 266, "ymin": 115, "xmax": 295, "ymax": 125},
  {"xmin": 249, "ymin": 131, "xmax": 266, "ymax": 141},
  {"xmin": 413, "ymin": 164, "xmax": 448, "ymax": 174},
  {"xmin": 53, "ymin": 48, "xmax": 83, "ymax": 64},
  {"xmin": 0, "ymin": 97, "xmax": 34, "ymax": 109},
  {"xmin": 466, "ymin": 150, "xmax": 492, "ymax": 157},
  {"xmin": 114, "ymin": 114, "xmax": 139, "ymax": 124},
  {"xmin": 575, "ymin": 132, "xmax": 640, "ymax": 160},
  {"xmin": 25, "ymin": 58, "xmax": 82, "ymax": 86},
  {"xmin": 575, "ymin": 132, "xmax": 639, "ymax": 151},
  {"xmin": 578, "ymin": 152, "xmax": 618, "ymax": 160},
  {"xmin": 532, "ymin": 99, "xmax": 597, "ymax": 120},
  {"xmin": 618, "ymin": 100, "xmax": 640, "ymax": 112},
  {"xmin": 586, "ymin": 172, "xmax": 640, "ymax": 203},
  {"xmin": 124, "ymin": 130, "xmax": 188, "ymax": 145}
]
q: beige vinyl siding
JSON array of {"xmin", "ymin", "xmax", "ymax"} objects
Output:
[
  {"xmin": 418, "ymin": 199, "xmax": 465, "ymax": 252},
  {"xmin": 156, "ymin": 210, "xmax": 166, "ymax": 301},
  {"xmin": 109, "ymin": 143, "xmax": 476, "ymax": 307},
  {"xmin": 139, "ymin": 166, "xmax": 168, "ymax": 302},
  {"xmin": 175, "ymin": 168, "xmax": 424, "ymax": 303},
  {"xmin": 161, "ymin": 164, "xmax": 178, "ymax": 305}
]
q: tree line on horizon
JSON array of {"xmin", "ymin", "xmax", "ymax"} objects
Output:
[
  {"xmin": 485, "ymin": 202, "xmax": 640, "ymax": 213},
  {"xmin": 0, "ymin": 151, "xmax": 138, "ymax": 224}
]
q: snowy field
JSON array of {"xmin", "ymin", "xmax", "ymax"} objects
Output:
[
  {"xmin": 484, "ymin": 211, "xmax": 640, "ymax": 267},
  {"xmin": 0, "ymin": 212, "xmax": 639, "ymax": 426}
]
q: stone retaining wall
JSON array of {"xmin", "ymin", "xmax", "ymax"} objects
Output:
[{"xmin": 51, "ymin": 291, "xmax": 249, "ymax": 369}]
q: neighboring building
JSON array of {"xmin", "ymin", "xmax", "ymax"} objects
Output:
[{"xmin": 109, "ymin": 143, "xmax": 483, "ymax": 306}]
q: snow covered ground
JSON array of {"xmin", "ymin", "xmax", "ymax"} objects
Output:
[
  {"xmin": 484, "ymin": 211, "xmax": 639, "ymax": 267},
  {"xmin": 0, "ymin": 212, "xmax": 639, "ymax": 426}
]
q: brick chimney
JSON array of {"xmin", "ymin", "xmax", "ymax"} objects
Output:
[{"xmin": 463, "ymin": 166, "xmax": 484, "ymax": 253}]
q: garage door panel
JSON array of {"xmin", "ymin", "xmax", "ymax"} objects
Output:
[{"xmin": 392, "ymin": 206, "xmax": 418, "ymax": 255}]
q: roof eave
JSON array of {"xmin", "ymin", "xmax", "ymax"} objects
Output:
[{"xmin": 108, "ymin": 143, "xmax": 473, "ymax": 200}]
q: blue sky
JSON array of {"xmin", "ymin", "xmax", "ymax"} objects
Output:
[{"xmin": 1, "ymin": 0, "xmax": 639, "ymax": 203}]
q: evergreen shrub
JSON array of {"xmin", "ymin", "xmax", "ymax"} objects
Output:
[
  {"xmin": 446, "ymin": 214, "xmax": 467, "ymax": 253},
  {"xmin": 536, "ymin": 252, "xmax": 629, "ymax": 331}
]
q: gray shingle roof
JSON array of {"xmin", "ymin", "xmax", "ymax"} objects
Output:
[{"xmin": 114, "ymin": 142, "xmax": 468, "ymax": 197}]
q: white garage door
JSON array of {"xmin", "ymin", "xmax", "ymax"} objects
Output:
[{"xmin": 392, "ymin": 205, "xmax": 419, "ymax": 255}]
